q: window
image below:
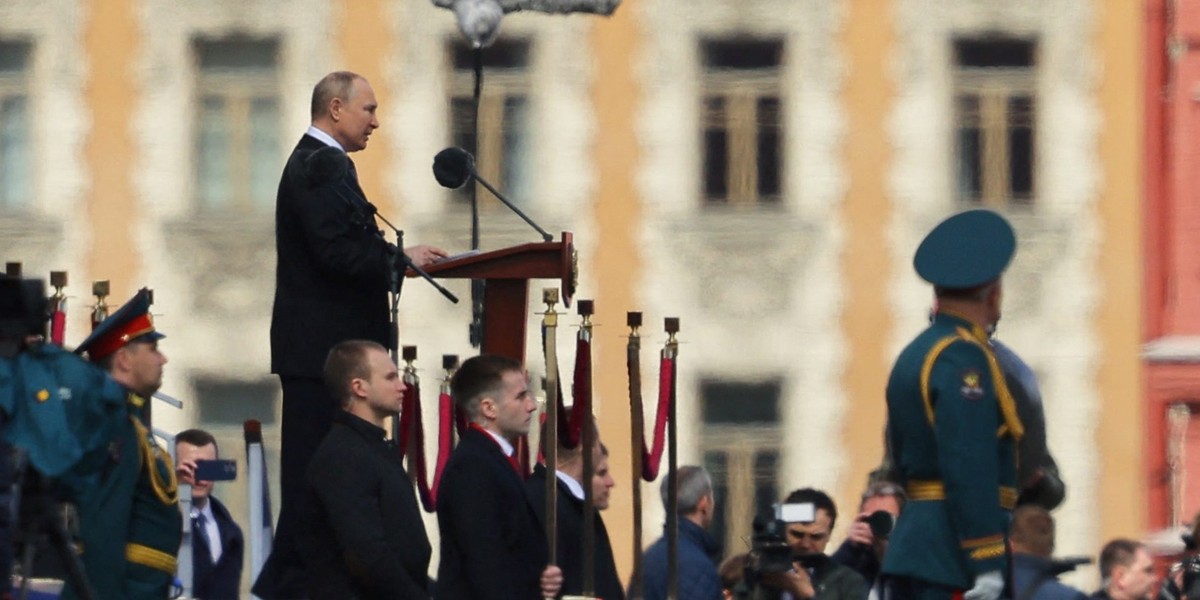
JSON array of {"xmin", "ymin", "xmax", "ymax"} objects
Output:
[
  {"xmin": 0, "ymin": 39, "xmax": 32, "ymax": 211},
  {"xmin": 700, "ymin": 38, "xmax": 784, "ymax": 205},
  {"xmin": 447, "ymin": 38, "xmax": 532, "ymax": 206},
  {"xmin": 700, "ymin": 378, "xmax": 783, "ymax": 552},
  {"xmin": 193, "ymin": 37, "xmax": 281, "ymax": 214},
  {"xmin": 953, "ymin": 37, "xmax": 1037, "ymax": 206}
]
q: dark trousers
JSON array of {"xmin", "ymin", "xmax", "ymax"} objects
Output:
[{"xmin": 253, "ymin": 376, "xmax": 338, "ymax": 599}]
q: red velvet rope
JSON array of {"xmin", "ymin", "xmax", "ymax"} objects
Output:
[
  {"xmin": 401, "ymin": 381, "xmax": 465, "ymax": 512},
  {"xmin": 50, "ymin": 309, "xmax": 66, "ymax": 347},
  {"xmin": 566, "ymin": 336, "xmax": 592, "ymax": 446},
  {"xmin": 641, "ymin": 356, "xmax": 673, "ymax": 481}
]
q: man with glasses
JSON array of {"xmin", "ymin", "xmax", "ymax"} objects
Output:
[{"xmin": 773, "ymin": 488, "xmax": 868, "ymax": 600}]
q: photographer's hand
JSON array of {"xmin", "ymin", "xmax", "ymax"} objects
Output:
[
  {"xmin": 846, "ymin": 516, "xmax": 875, "ymax": 546},
  {"xmin": 176, "ymin": 458, "xmax": 198, "ymax": 487},
  {"xmin": 761, "ymin": 566, "xmax": 815, "ymax": 599}
]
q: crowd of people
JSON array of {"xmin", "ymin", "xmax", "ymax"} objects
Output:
[{"xmin": 17, "ymin": 69, "xmax": 1194, "ymax": 600}]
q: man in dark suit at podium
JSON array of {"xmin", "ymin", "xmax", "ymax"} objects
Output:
[
  {"xmin": 257, "ymin": 70, "xmax": 446, "ymax": 598},
  {"xmin": 175, "ymin": 429, "xmax": 243, "ymax": 600}
]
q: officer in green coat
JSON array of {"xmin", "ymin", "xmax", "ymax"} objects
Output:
[
  {"xmin": 881, "ymin": 210, "xmax": 1024, "ymax": 600},
  {"xmin": 65, "ymin": 289, "xmax": 181, "ymax": 600}
]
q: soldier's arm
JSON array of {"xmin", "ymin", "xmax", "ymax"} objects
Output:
[{"xmin": 929, "ymin": 341, "xmax": 1008, "ymax": 577}]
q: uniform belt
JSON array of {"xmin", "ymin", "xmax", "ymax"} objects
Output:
[
  {"xmin": 907, "ymin": 480, "xmax": 1018, "ymax": 510},
  {"xmin": 125, "ymin": 543, "xmax": 176, "ymax": 574}
]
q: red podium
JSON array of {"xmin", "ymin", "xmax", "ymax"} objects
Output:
[{"xmin": 409, "ymin": 232, "xmax": 576, "ymax": 363}]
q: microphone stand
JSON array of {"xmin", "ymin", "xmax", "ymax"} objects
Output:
[
  {"xmin": 469, "ymin": 171, "xmax": 553, "ymax": 242},
  {"xmin": 373, "ymin": 211, "xmax": 459, "ymax": 306}
]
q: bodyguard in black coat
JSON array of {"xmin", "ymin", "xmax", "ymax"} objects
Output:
[
  {"xmin": 297, "ymin": 340, "xmax": 432, "ymax": 600},
  {"xmin": 436, "ymin": 355, "xmax": 562, "ymax": 600},
  {"xmin": 526, "ymin": 460, "xmax": 625, "ymax": 600}
]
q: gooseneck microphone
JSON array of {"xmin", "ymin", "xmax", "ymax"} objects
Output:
[
  {"xmin": 432, "ymin": 147, "xmax": 553, "ymax": 242},
  {"xmin": 304, "ymin": 146, "xmax": 458, "ymax": 304}
]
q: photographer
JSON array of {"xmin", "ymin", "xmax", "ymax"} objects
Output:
[
  {"xmin": 1009, "ymin": 505, "xmax": 1087, "ymax": 600},
  {"xmin": 830, "ymin": 482, "xmax": 904, "ymax": 594},
  {"xmin": 1158, "ymin": 513, "xmax": 1200, "ymax": 600},
  {"xmin": 768, "ymin": 488, "xmax": 867, "ymax": 600}
]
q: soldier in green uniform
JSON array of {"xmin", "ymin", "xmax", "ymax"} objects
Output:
[
  {"xmin": 65, "ymin": 289, "xmax": 181, "ymax": 600},
  {"xmin": 881, "ymin": 210, "xmax": 1024, "ymax": 600}
]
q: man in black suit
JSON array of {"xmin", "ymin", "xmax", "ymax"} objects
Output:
[
  {"xmin": 436, "ymin": 355, "xmax": 563, "ymax": 600},
  {"xmin": 297, "ymin": 340, "xmax": 431, "ymax": 599},
  {"xmin": 258, "ymin": 71, "xmax": 445, "ymax": 597},
  {"xmin": 526, "ymin": 430, "xmax": 625, "ymax": 600},
  {"xmin": 175, "ymin": 429, "xmax": 244, "ymax": 600}
]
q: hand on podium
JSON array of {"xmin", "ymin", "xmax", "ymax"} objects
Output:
[{"xmin": 404, "ymin": 244, "xmax": 449, "ymax": 268}]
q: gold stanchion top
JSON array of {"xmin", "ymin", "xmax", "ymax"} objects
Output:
[
  {"xmin": 50, "ymin": 271, "xmax": 67, "ymax": 289},
  {"xmin": 402, "ymin": 345, "xmax": 418, "ymax": 363},
  {"xmin": 543, "ymin": 287, "xmax": 560, "ymax": 306}
]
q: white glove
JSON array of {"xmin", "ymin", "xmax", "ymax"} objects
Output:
[{"xmin": 963, "ymin": 570, "xmax": 1004, "ymax": 600}]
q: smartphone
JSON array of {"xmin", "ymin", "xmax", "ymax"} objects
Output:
[{"xmin": 193, "ymin": 459, "xmax": 237, "ymax": 482}]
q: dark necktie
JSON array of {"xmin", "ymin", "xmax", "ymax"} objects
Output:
[{"xmin": 195, "ymin": 511, "xmax": 211, "ymax": 557}]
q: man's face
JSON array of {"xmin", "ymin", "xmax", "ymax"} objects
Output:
[
  {"xmin": 362, "ymin": 348, "xmax": 404, "ymax": 416},
  {"xmin": 332, "ymin": 77, "xmax": 379, "ymax": 153},
  {"xmin": 786, "ymin": 509, "xmax": 833, "ymax": 557},
  {"xmin": 176, "ymin": 441, "xmax": 217, "ymax": 501},
  {"xmin": 116, "ymin": 340, "xmax": 167, "ymax": 397},
  {"xmin": 486, "ymin": 370, "xmax": 535, "ymax": 441},
  {"xmin": 1114, "ymin": 548, "xmax": 1156, "ymax": 600},
  {"xmin": 592, "ymin": 453, "xmax": 615, "ymax": 510}
]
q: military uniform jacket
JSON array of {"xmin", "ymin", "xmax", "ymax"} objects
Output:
[
  {"xmin": 270, "ymin": 134, "xmax": 394, "ymax": 377},
  {"xmin": 880, "ymin": 311, "xmax": 1023, "ymax": 590},
  {"xmin": 66, "ymin": 392, "xmax": 182, "ymax": 600}
]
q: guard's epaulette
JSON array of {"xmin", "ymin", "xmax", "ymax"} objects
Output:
[{"xmin": 917, "ymin": 330, "xmax": 1025, "ymax": 440}]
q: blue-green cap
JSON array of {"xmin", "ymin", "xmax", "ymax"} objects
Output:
[{"xmin": 914, "ymin": 209, "xmax": 1016, "ymax": 289}]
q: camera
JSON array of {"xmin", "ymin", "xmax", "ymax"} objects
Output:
[{"xmin": 749, "ymin": 515, "xmax": 794, "ymax": 575}]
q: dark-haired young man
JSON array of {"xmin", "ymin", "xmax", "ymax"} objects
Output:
[{"xmin": 436, "ymin": 354, "xmax": 561, "ymax": 600}]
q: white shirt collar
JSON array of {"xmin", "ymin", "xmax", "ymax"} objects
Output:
[
  {"xmin": 483, "ymin": 427, "xmax": 515, "ymax": 457},
  {"xmin": 305, "ymin": 125, "xmax": 343, "ymax": 151},
  {"xmin": 555, "ymin": 470, "xmax": 585, "ymax": 501}
]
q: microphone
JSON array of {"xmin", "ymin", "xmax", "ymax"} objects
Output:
[
  {"xmin": 303, "ymin": 145, "xmax": 458, "ymax": 304},
  {"xmin": 432, "ymin": 146, "xmax": 553, "ymax": 242}
]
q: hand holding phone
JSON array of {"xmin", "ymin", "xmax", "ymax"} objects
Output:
[{"xmin": 193, "ymin": 459, "xmax": 237, "ymax": 482}]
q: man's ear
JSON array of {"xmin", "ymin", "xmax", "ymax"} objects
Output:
[
  {"xmin": 348, "ymin": 377, "xmax": 368, "ymax": 401},
  {"xmin": 329, "ymin": 97, "xmax": 344, "ymax": 121},
  {"xmin": 479, "ymin": 396, "xmax": 498, "ymax": 421}
]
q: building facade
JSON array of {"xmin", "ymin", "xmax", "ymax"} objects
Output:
[{"xmin": 0, "ymin": 0, "xmax": 1145, "ymax": 593}]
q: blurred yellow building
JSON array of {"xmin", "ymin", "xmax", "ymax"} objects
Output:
[{"xmin": 0, "ymin": 0, "xmax": 1143, "ymax": 593}]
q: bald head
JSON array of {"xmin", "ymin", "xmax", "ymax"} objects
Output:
[{"xmin": 311, "ymin": 71, "xmax": 362, "ymax": 121}]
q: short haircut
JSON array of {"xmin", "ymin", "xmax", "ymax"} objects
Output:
[
  {"xmin": 860, "ymin": 480, "xmax": 907, "ymax": 511},
  {"xmin": 1098, "ymin": 539, "xmax": 1143, "ymax": 580},
  {"xmin": 451, "ymin": 355, "xmax": 523, "ymax": 421},
  {"xmin": 323, "ymin": 340, "xmax": 386, "ymax": 406},
  {"xmin": 661, "ymin": 465, "xmax": 712, "ymax": 515},
  {"xmin": 783, "ymin": 488, "xmax": 839, "ymax": 529},
  {"xmin": 1010, "ymin": 505, "xmax": 1054, "ymax": 558},
  {"xmin": 175, "ymin": 428, "xmax": 218, "ymax": 456},
  {"xmin": 310, "ymin": 71, "xmax": 363, "ymax": 120}
]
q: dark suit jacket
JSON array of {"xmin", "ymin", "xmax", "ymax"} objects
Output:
[
  {"xmin": 298, "ymin": 411, "xmax": 431, "ymax": 599},
  {"xmin": 436, "ymin": 427, "xmax": 548, "ymax": 600},
  {"xmin": 526, "ymin": 465, "xmax": 625, "ymax": 600},
  {"xmin": 270, "ymin": 134, "xmax": 393, "ymax": 377},
  {"xmin": 192, "ymin": 495, "xmax": 245, "ymax": 600}
]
